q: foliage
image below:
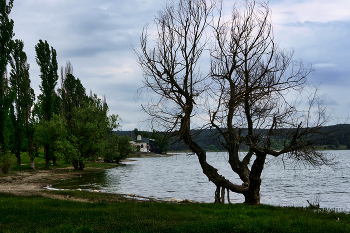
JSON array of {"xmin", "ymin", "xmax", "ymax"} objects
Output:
[
  {"xmin": 206, "ymin": 145, "xmax": 219, "ymax": 152},
  {"xmin": 35, "ymin": 39, "xmax": 59, "ymax": 122},
  {"xmin": 0, "ymin": 0, "xmax": 15, "ymax": 152},
  {"xmin": 35, "ymin": 39, "xmax": 59, "ymax": 168},
  {"xmin": 334, "ymin": 138, "xmax": 340, "ymax": 149},
  {"xmin": 34, "ymin": 114, "xmax": 67, "ymax": 165},
  {"xmin": 151, "ymin": 130, "xmax": 169, "ymax": 154},
  {"xmin": 58, "ymin": 70, "xmax": 86, "ymax": 126},
  {"xmin": 104, "ymin": 134, "xmax": 132, "ymax": 163},
  {"xmin": 117, "ymin": 135, "xmax": 132, "ymax": 159},
  {"xmin": 133, "ymin": 128, "xmax": 140, "ymax": 138},
  {"xmin": 54, "ymin": 95, "xmax": 119, "ymax": 170},
  {"xmin": 0, "ymin": 148, "xmax": 13, "ymax": 174},
  {"xmin": 9, "ymin": 39, "xmax": 33, "ymax": 166},
  {"xmin": 133, "ymin": 128, "xmax": 151, "ymax": 139}
]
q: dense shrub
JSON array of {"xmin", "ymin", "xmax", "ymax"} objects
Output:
[{"xmin": 0, "ymin": 152, "xmax": 13, "ymax": 174}]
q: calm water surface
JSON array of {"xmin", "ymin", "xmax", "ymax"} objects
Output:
[{"xmin": 53, "ymin": 151, "xmax": 350, "ymax": 210}]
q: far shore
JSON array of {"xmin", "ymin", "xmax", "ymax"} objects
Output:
[{"xmin": 121, "ymin": 151, "xmax": 177, "ymax": 162}]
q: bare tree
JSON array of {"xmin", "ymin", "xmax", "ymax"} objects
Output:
[{"xmin": 136, "ymin": 0, "xmax": 330, "ymax": 205}]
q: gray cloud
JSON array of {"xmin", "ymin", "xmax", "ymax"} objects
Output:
[
  {"xmin": 7, "ymin": 0, "xmax": 350, "ymax": 129},
  {"xmin": 319, "ymin": 94, "xmax": 338, "ymax": 106}
]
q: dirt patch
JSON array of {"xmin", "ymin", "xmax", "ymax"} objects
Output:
[
  {"xmin": 0, "ymin": 155, "xmax": 180, "ymax": 203},
  {"xmin": 0, "ymin": 166, "xmax": 167, "ymax": 203},
  {"xmin": 0, "ymin": 168, "xmax": 96, "ymax": 202}
]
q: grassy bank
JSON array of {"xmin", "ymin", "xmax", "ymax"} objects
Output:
[
  {"xmin": 0, "ymin": 193, "xmax": 349, "ymax": 233},
  {"xmin": 4, "ymin": 151, "xmax": 120, "ymax": 174}
]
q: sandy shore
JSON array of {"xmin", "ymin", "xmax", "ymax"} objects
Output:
[
  {"xmin": 0, "ymin": 167, "xmax": 91, "ymax": 200},
  {"xmin": 0, "ymin": 153, "xmax": 176, "ymax": 202}
]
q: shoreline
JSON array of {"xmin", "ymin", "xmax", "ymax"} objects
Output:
[
  {"xmin": 0, "ymin": 152, "xmax": 176, "ymax": 202},
  {"xmin": 0, "ymin": 167, "xmax": 90, "ymax": 199}
]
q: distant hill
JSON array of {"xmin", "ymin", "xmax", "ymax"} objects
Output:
[{"xmin": 114, "ymin": 124, "xmax": 350, "ymax": 151}]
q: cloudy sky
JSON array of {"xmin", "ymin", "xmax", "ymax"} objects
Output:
[{"xmin": 9, "ymin": 0, "xmax": 350, "ymax": 130}]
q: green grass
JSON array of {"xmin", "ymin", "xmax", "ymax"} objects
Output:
[
  {"xmin": 5, "ymin": 152, "xmax": 119, "ymax": 174},
  {"xmin": 0, "ymin": 193, "xmax": 349, "ymax": 233}
]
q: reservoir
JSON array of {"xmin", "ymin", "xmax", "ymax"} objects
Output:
[{"xmin": 52, "ymin": 150, "xmax": 350, "ymax": 211}]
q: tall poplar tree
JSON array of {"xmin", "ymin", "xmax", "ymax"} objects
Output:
[
  {"xmin": 59, "ymin": 61, "xmax": 86, "ymax": 128},
  {"xmin": 0, "ymin": 0, "xmax": 14, "ymax": 152},
  {"xmin": 10, "ymin": 39, "xmax": 35, "ymax": 166},
  {"xmin": 35, "ymin": 40, "xmax": 58, "ymax": 168}
]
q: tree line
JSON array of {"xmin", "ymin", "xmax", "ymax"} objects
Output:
[
  {"xmin": 0, "ymin": 0, "xmax": 131, "ymax": 173},
  {"xmin": 166, "ymin": 125, "xmax": 350, "ymax": 152}
]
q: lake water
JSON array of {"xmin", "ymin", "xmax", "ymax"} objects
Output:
[{"xmin": 53, "ymin": 151, "xmax": 350, "ymax": 211}]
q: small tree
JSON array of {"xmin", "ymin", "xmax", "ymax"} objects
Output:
[
  {"xmin": 56, "ymin": 95, "xmax": 119, "ymax": 170},
  {"xmin": 104, "ymin": 134, "xmax": 132, "ymax": 163},
  {"xmin": 334, "ymin": 138, "xmax": 340, "ymax": 150},
  {"xmin": 34, "ymin": 114, "xmax": 67, "ymax": 165},
  {"xmin": 136, "ymin": 0, "xmax": 330, "ymax": 205},
  {"xmin": 151, "ymin": 131, "xmax": 169, "ymax": 154}
]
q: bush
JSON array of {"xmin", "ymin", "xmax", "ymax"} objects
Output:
[
  {"xmin": 0, "ymin": 152, "xmax": 13, "ymax": 174},
  {"xmin": 103, "ymin": 134, "xmax": 132, "ymax": 163}
]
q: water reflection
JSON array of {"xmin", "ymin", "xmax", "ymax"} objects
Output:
[{"xmin": 53, "ymin": 151, "xmax": 350, "ymax": 211}]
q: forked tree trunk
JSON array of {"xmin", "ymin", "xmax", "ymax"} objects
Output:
[
  {"xmin": 243, "ymin": 152, "xmax": 266, "ymax": 205},
  {"xmin": 244, "ymin": 186, "xmax": 261, "ymax": 205}
]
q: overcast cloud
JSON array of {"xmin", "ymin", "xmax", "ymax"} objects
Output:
[{"xmin": 8, "ymin": 0, "xmax": 350, "ymax": 130}]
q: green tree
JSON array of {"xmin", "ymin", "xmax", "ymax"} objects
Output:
[
  {"xmin": 206, "ymin": 145, "xmax": 219, "ymax": 152},
  {"xmin": 34, "ymin": 114, "xmax": 67, "ymax": 165},
  {"xmin": 0, "ymin": 0, "xmax": 14, "ymax": 152},
  {"xmin": 57, "ymin": 95, "xmax": 119, "ymax": 170},
  {"xmin": 104, "ymin": 134, "xmax": 131, "ymax": 163},
  {"xmin": 117, "ymin": 136, "xmax": 132, "ymax": 160},
  {"xmin": 9, "ymin": 39, "xmax": 33, "ymax": 166},
  {"xmin": 35, "ymin": 40, "xmax": 59, "ymax": 168},
  {"xmin": 142, "ymin": 131, "xmax": 150, "ymax": 138},
  {"xmin": 58, "ymin": 63, "xmax": 86, "ymax": 128},
  {"xmin": 151, "ymin": 131, "xmax": 169, "ymax": 154},
  {"xmin": 334, "ymin": 138, "xmax": 340, "ymax": 150},
  {"xmin": 133, "ymin": 128, "xmax": 139, "ymax": 139}
]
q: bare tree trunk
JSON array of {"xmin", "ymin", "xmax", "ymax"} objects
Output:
[
  {"xmin": 72, "ymin": 159, "xmax": 79, "ymax": 170},
  {"xmin": 78, "ymin": 160, "xmax": 84, "ymax": 171},
  {"xmin": 28, "ymin": 141, "xmax": 35, "ymax": 169},
  {"xmin": 16, "ymin": 150, "xmax": 21, "ymax": 166},
  {"xmin": 215, "ymin": 186, "xmax": 220, "ymax": 203},
  {"xmin": 243, "ymin": 152, "xmax": 266, "ymax": 205},
  {"xmin": 30, "ymin": 156, "xmax": 35, "ymax": 169},
  {"xmin": 221, "ymin": 187, "xmax": 225, "ymax": 203},
  {"xmin": 227, "ymin": 188, "xmax": 231, "ymax": 204},
  {"xmin": 45, "ymin": 145, "xmax": 50, "ymax": 169}
]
